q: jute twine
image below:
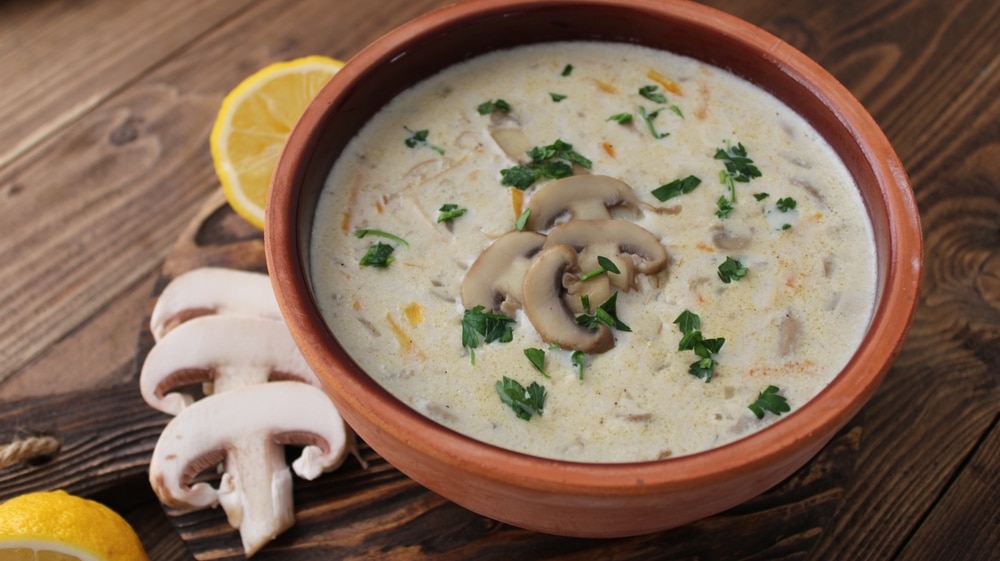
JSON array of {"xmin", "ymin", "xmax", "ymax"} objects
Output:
[{"xmin": 0, "ymin": 435, "xmax": 61, "ymax": 469}]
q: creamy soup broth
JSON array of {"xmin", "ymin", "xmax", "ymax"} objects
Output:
[{"xmin": 310, "ymin": 41, "xmax": 876, "ymax": 462}]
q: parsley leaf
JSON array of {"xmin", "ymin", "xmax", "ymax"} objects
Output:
[
  {"xmin": 496, "ymin": 376, "xmax": 547, "ymax": 420},
  {"xmin": 638, "ymin": 106, "xmax": 669, "ymax": 139},
  {"xmin": 714, "ymin": 140, "xmax": 761, "ymax": 216},
  {"xmin": 776, "ymin": 197, "xmax": 798, "ymax": 212},
  {"xmin": 638, "ymin": 84, "xmax": 667, "ymax": 104},
  {"xmin": 437, "ymin": 203, "xmax": 467, "ymax": 223},
  {"xmin": 607, "ymin": 112, "xmax": 633, "ymax": 125},
  {"xmin": 462, "ymin": 305, "xmax": 515, "ymax": 363},
  {"xmin": 748, "ymin": 385, "xmax": 791, "ymax": 419},
  {"xmin": 404, "ymin": 126, "xmax": 445, "ymax": 155},
  {"xmin": 717, "ymin": 256, "xmax": 748, "ymax": 283},
  {"xmin": 561, "ymin": 64, "xmax": 573, "ymax": 76},
  {"xmin": 651, "ymin": 175, "xmax": 702, "ymax": 202},
  {"xmin": 477, "ymin": 98, "xmax": 511, "ymax": 115},
  {"xmin": 669, "ymin": 104, "xmax": 684, "ymax": 118},
  {"xmin": 576, "ymin": 292, "xmax": 631, "ymax": 332},
  {"xmin": 500, "ymin": 139, "xmax": 592, "ymax": 190},
  {"xmin": 673, "ymin": 309, "xmax": 724, "ymax": 382},
  {"xmin": 355, "ymin": 229, "xmax": 409, "ymax": 246},
  {"xmin": 359, "ymin": 242, "xmax": 395, "ymax": 268},
  {"xmin": 549, "ymin": 92, "xmax": 567, "ymax": 102},
  {"xmin": 578, "ymin": 255, "xmax": 621, "ymax": 282},
  {"xmin": 754, "ymin": 192, "xmax": 770, "ymax": 201},
  {"xmin": 571, "ymin": 350, "xmax": 586, "ymax": 379},
  {"xmin": 515, "ymin": 209, "xmax": 531, "ymax": 231},
  {"xmin": 524, "ymin": 347, "xmax": 549, "ymax": 377}
]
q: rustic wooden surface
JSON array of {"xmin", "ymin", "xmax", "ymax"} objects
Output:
[{"xmin": 0, "ymin": 0, "xmax": 997, "ymax": 559}]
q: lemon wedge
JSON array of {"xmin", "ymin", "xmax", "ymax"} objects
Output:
[
  {"xmin": 210, "ymin": 55, "xmax": 344, "ymax": 230},
  {"xmin": 0, "ymin": 490, "xmax": 149, "ymax": 561}
]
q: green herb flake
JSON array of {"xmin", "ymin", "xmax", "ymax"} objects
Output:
[
  {"xmin": 549, "ymin": 92, "xmax": 567, "ymax": 102},
  {"xmin": 753, "ymin": 192, "xmax": 770, "ymax": 201},
  {"xmin": 359, "ymin": 242, "xmax": 395, "ymax": 268},
  {"xmin": 524, "ymin": 347, "xmax": 549, "ymax": 377},
  {"xmin": 638, "ymin": 84, "xmax": 667, "ymax": 104},
  {"xmin": 607, "ymin": 112, "xmax": 633, "ymax": 125},
  {"xmin": 576, "ymin": 292, "xmax": 631, "ymax": 332},
  {"xmin": 715, "ymin": 195, "xmax": 735, "ymax": 218},
  {"xmin": 355, "ymin": 229, "xmax": 409, "ymax": 246},
  {"xmin": 638, "ymin": 106, "xmax": 669, "ymax": 139},
  {"xmin": 673, "ymin": 309, "xmax": 724, "ymax": 382},
  {"xmin": 462, "ymin": 305, "xmax": 516, "ymax": 363},
  {"xmin": 499, "ymin": 139, "xmax": 592, "ymax": 190},
  {"xmin": 669, "ymin": 104, "xmax": 684, "ymax": 118},
  {"xmin": 571, "ymin": 350, "xmax": 586, "ymax": 380},
  {"xmin": 748, "ymin": 385, "xmax": 791, "ymax": 419},
  {"xmin": 651, "ymin": 175, "xmax": 702, "ymax": 202},
  {"xmin": 403, "ymin": 126, "xmax": 445, "ymax": 155},
  {"xmin": 561, "ymin": 64, "xmax": 574, "ymax": 76},
  {"xmin": 776, "ymin": 197, "xmax": 798, "ymax": 212},
  {"xmin": 717, "ymin": 256, "xmax": 748, "ymax": 283},
  {"xmin": 515, "ymin": 209, "xmax": 531, "ymax": 231},
  {"xmin": 437, "ymin": 203, "xmax": 467, "ymax": 223},
  {"xmin": 477, "ymin": 98, "xmax": 511, "ymax": 115},
  {"xmin": 714, "ymin": 140, "xmax": 761, "ymax": 216},
  {"xmin": 578, "ymin": 255, "xmax": 621, "ymax": 282},
  {"xmin": 496, "ymin": 376, "xmax": 547, "ymax": 421}
]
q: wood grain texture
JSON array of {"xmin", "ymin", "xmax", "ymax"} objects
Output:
[{"xmin": 0, "ymin": 0, "xmax": 997, "ymax": 559}]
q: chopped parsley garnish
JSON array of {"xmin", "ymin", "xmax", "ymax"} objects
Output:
[
  {"xmin": 673, "ymin": 310, "xmax": 725, "ymax": 382},
  {"xmin": 515, "ymin": 209, "xmax": 531, "ymax": 231},
  {"xmin": 496, "ymin": 376, "xmax": 547, "ymax": 421},
  {"xmin": 578, "ymin": 255, "xmax": 621, "ymax": 282},
  {"xmin": 477, "ymin": 98, "xmax": 511, "ymax": 115},
  {"xmin": 561, "ymin": 64, "xmax": 573, "ymax": 76},
  {"xmin": 571, "ymin": 350, "xmax": 586, "ymax": 379},
  {"xmin": 607, "ymin": 112, "xmax": 633, "ymax": 125},
  {"xmin": 651, "ymin": 175, "xmax": 702, "ymax": 202},
  {"xmin": 714, "ymin": 140, "xmax": 761, "ymax": 216},
  {"xmin": 776, "ymin": 197, "xmax": 798, "ymax": 212},
  {"xmin": 754, "ymin": 192, "xmax": 770, "ymax": 201},
  {"xmin": 576, "ymin": 292, "xmax": 631, "ymax": 332},
  {"xmin": 549, "ymin": 92, "xmax": 567, "ymax": 102},
  {"xmin": 437, "ymin": 203, "xmax": 467, "ymax": 223},
  {"xmin": 716, "ymin": 195, "xmax": 735, "ymax": 218},
  {"xmin": 782, "ymin": 223, "xmax": 792, "ymax": 230},
  {"xmin": 669, "ymin": 104, "xmax": 684, "ymax": 118},
  {"xmin": 404, "ymin": 126, "xmax": 445, "ymax": 155},
  {"xmin": 359, "ymin": 242, "xmax": 395, "ymax": 268},
  {"xmin": 500, "ymin": 139, "xmax": 593, "ymax": 190},
  {"xmin": 638, "ymin": 106, "xmax": 669, "ymax": 139},
  {"xmin": 638, "ymin": 84, "xmax": 667, "ymax": 104},
  {"xmin": 355, "ymin": 229, "xmax": 409, "ymax": 246},
  {"xmin": 748, "ymin": 385, "xmax": 791, "ymax": 419},
  {"xmin": 524, "ymin": 347, "xmax": 549, "ymax": 377},
  {"xmin": 717, "ymin": 256, "xmax": 748, "ymax": 283},
  {"xmin": 462, "ymin": 305, "xmax": 515, "ymax": 364}
]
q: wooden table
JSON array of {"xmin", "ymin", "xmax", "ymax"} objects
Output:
[{"xmin": 1, "ymin": 0, "xmax": 997, "ymax": 559}]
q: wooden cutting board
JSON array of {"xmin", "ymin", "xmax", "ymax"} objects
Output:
[{"xmin": 0, "ymin": 193, "xmax": 864, "ymax": 560}]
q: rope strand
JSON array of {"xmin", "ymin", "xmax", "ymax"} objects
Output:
[{"xmin": 0, "ymin": 435, "xmax": 61, "ymax": 469}]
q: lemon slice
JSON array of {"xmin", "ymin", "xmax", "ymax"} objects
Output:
[
  {"xmin": 210, "ymin": 55, "xmax": 344, "ymax": 230},
  {"xmin": 0, "ymin": 490, "xmax": 149, "ymax": 561}
]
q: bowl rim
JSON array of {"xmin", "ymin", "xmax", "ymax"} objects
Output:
[{"xmin": 267, "ymin": 0, "xmax": 923, "ymax": 495}]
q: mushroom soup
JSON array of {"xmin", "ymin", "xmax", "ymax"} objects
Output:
[{"xmin": 309, "ymin": 41, "xmax": 876, "ymax": 462}]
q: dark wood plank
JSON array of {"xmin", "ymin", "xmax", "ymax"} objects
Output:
[
  {"xmin": 0, "ymin": 0, "xmax": 259, "ymax": 170},
  {"xmin": 895, "ymin": 419, "xmax": 1000, "ymax": 561}
]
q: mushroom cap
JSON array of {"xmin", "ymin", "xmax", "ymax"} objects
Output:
[
  {"xmin": 461, "ymin": 231, "xmax": 546, "ymax": 314},
  {"xmin": 522, "ymin": 244, "xmax": 614, "ymax": 353},
  {"xmin": 544, "ymin": 219, "xmax": 669, "ymax": 275},
  {"xmin": 524, "ymin": 175, "xmax": 640, "ymax": 231},
  {"xmin": 150, "ymin": 267, "xmax": 281, "ymax": 341},
  {"xmin": 140, "ymin": 315, "xmax": 319, "ymax": 415},
  {"xmin": 148, "ymin": 381, "xmax": 351, "ymax": 510}
]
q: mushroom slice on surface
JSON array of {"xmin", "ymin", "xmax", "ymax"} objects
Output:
[
  {"xmin": 461, "ymin": 231, "xmax": 546, "ymax": 315},
  {"xmin": 150, "ymin": 267, "xmax": 281, "ymax": 341},
  {"xmin": 149, "ymin": 381, "xmax": 351, "ymax": 557},
  {"xmin": 524, "ymin": 175, "xmax": 641, "ymax": 231},
  {"xmin": 140, "ymin": 315, "xmax": 319, "ymax": 415},
  {"xmin": 522, "ymin": 244, "xmax": 614, "ymax": 353},
  {"xmin": 544, "ymin": 219, "xmax": 669, "ymax": 291}
]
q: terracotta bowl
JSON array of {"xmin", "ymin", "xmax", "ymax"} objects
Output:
[{"xmin": 266, "ymin": 0, "xmax": 922, "ymax": 537}]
